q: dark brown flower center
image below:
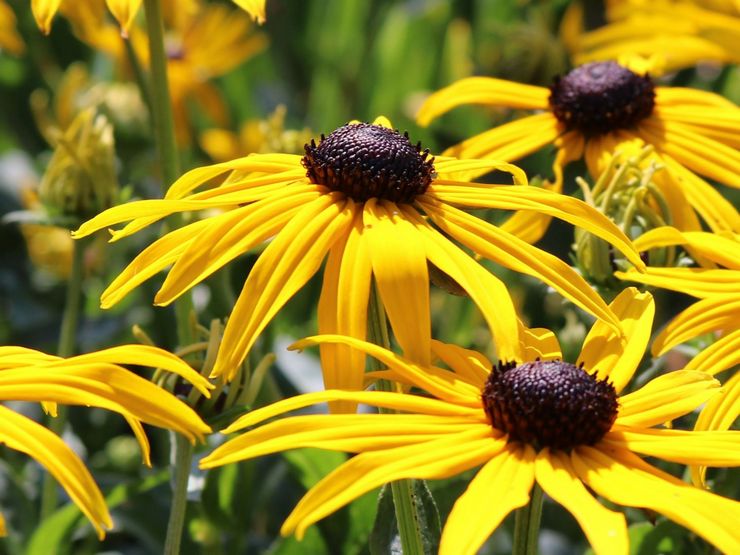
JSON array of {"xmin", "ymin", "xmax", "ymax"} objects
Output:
[
  {"xmin": 482, "ymin": 360, "xmax": 618, "ymax": 451},
  {"xmin": 549, "ymin": 61, "xmax": 655, "ymax": 136},
  {"xmin": 302, "ymin": 123, "xmax": 435, "ymax": 203}
]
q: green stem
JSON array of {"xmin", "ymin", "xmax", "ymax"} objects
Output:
[
  {"xmin": 163, "ymin": 434, "xmax": 195, "ymax": 555},
  {"xmin": 367, "ymin": 285, "xmax": 425, "ymax": 555},
  {"xmin": 512, "ymin": 483, "xmax": 543, "ymax": 555},
  {"xmin": 40, "ymin": 237, "xmax": 87, "ymax": 519}
]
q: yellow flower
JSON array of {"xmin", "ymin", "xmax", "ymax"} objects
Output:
[
  {"xmin": 0, "ymin": 0, "xmax": 25, "ymax": 55},
  {"xmin": 200, "ymin": 288, "xmax": 740, "ymax": 554},
  {"xmin": 417, "ymin": 61, "xmax": 740, "ymax": 241},
  {"xmin": 0, "ymin": 344, "xmax": 212, "ymax": 537},
  {"xmin": 616, "ymin": 226, "xmax": 740, "ymax": 485},
  {"xmin": 30, "ymin": 0, "xmax": 143, "ymax": 34},
  {"xmin": 231, "ymin": 0, "xmax": 266, "ymax": 24},
  {"xmin": 574, "ymin": 0, "xmax": 740, "ymax": 75},
  {"xmin": 73, "ymin": 117, "xmax": 642, "ymax": 404}
]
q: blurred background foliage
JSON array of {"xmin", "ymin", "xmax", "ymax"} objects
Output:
[{"xmin": 0, "ymin": 0, "xmax": 738, "ymax": 553}]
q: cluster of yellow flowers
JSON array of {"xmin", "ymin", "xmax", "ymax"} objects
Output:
[{"xmin": 1, "ymin": 1, "xmax": 738, "ymax": 553}]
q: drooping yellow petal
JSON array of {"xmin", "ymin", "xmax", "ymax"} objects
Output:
[
  {"xmin": 317, "ymin": 212, "xmax": 372, "ymax": 412},
  {"xmin": 105, "ymin": 0, "xmax": 142, "ymax": 32},
  {"xmin": 125, "ymin": 416, "xmax": 152, "ymax": 467},
  {"xmin": 31, "ymin": 0, "xmax": 63, "ymax": 34},
  {"xmin": 617, "ymin": 370, "xmax": 721, "ymax": 427},
  {"xmin": 439, "ymin": 443, "xmax": 536, "ymax": 555},
  {"xmin": 285, "ymin": 428, "xmax": 503, "ymax": 540},
  {"xmin": 420, "ymin": 199, "xmax": 624, "ymax": 336},
  {"xmin": 650, "ymin": 296, "xmax": 740, "ymax": 355},
  {"xmin": 535, "ymin": 449, "xmax": 627, "ymax": 555},
  {"xmin": 212, "ymin": 196, "xmax": 355, "ymax": 380},
  {"xmin": 221, "ymin": 388, "xmax": 482, "ymax": 434},
  {"xmin": 290, "ymin": 335, "xmax": 482, "ymax": 406},
  {"xmin": 579, "ymin": 288, "xmax": 655, "ymax": 393},
  {"xmin": 0, "ymin": 405, "xmax": 112, "ymax": 538},
  {"xmin": 604, "ymin": 427, "xmax": 740, "ymax": 467},
  {"xmin": 574, "ymin": 445, "xmax": 740, "ymax": 554},
  {"xmin": 417, "ymin": 77, "xmax": 550, "ymax": 126},
  {"xmin": 231, "ymin": 0, "xmax": 266, "ymax": 24},
  {"xmin": 399, "ymin": 205, "xmax": 522, "ymax": 362},
  {"xmin": 364, "ymin": 200, "xmax": 431, "ymax": 366}
]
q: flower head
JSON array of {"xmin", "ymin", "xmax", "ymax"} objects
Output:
[
  {"xmin": 200, "ymin": 288, "xmax": 740, "ymax": 554},
  {"xmin": 0, "ymin": 344, "xmax": 212, "ymax": 537},
  {"xmin": 74, "ymin": 117, "xmax": 642, "ymax": 409},
  {"xmin": 417, "ymin": 61, "xmax": 740, "ymax": 241}
]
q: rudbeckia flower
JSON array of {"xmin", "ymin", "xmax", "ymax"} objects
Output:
[
  {"xmin": 74, "ymin": 117, "xmax": 642, "ymax": 402},
  {"xmin": 574, "ymin": 0, "xmax": 740, "ymax": 74},
  {"xmin": 417, "ymin": 60, "xmax": 740, "ymax": 240},
  {"xmin": 616, "ymin": 226, "xmax": 740, "ymax": 484},
  {"xmin": 200, "ymin": 288, "xmax": 740, "ymax": 554},
  {"xmin": 0, "ymin": 344, "xmax": 212, "ymax": 537}
]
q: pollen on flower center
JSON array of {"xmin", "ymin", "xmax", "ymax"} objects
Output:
[
  {"xmin": 549, "ymin": 61, "xmax": 655, "ymax": 136},
  {"xmin": 482, "ymin": 360, "xmax": 618, "ymax": 451},
  {"xmin": 302, "ymin": 123, "xmax": 435, "ymax": 203}
]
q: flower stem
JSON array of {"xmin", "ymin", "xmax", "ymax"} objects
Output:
[
  {"xmin": 143, "ymin": 1, "xmax": 196, "ymax": 551},
  {"xmin": 163, "ymin": 433, "xmax": 194, "ymax": 555},
  {"xmin": 512, "ymin": 483, "xmax": 543, "ymax": 555},
  {"xmin": 368, "ymin": 285, "xmax": 425, "ymax": 555},
  {"xmin": 40, "ymin": 237, "xmax": 86, "ymax": 519}
]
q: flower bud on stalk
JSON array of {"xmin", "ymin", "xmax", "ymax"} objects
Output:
[
  {"xmin": 574, "ymin": 145, "xmax": 674, "ymax": 291},
  {"xmin": 39, "ymin": 108, "xmax": 118, "ymax": 227}
]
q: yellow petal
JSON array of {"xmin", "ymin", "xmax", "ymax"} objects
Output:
[
  {"xmin": 106, "ymin": 0, "xmax": 142, "ymax": 32},
  {"xmin": 371, "ymin": 115, "xmax": 392, "ymax": 128},
  {"xmin": 521, "ymin": 327, "xmax": 562, "ymax": 362},
  {"xmin": 434, "ymin": 156, "xmax": 528, "ymax": 184},
  {"xmin": 231, "ymin": 0, "xmax": 266, "ymax": 23},
  {"xmin": 579, "ymin": 288, "xmax": 655, "ymax": 393},
  {"xmin": 0, "ymin": 405, "xmax": 111, "ymax": 538},
  {"xmin": 212, "ymin": 196, "xmax": 355, "ymax": 380},
  {"xmin": 439, "ymin": 444, "xmax": 535, "ymax": 555},
  {"xmin": 31, "ymin": 0, "xmax": 63, "ymax": 34},
  {"xmin": 535, "ymin": 449, "xmax": 627, "ymax": 555},
  {"xmin": 417, "ymin": 77, "xmax": 549, "ymax": 126},
  {"xmin": 617, "ymin": 370, "xmax": 720, "ymax": 427},
  {"xmin": 685, "ymin": 328, "xmax": 740, "ymax": 375},
  {"xmin": 430, "ymin": 340, "xmax": 491, "ymax": 388},
  {"xmin": 125, "ymin": 416, "xmax": 152, "ymax": 467},
  {"xmin": 632, "ymin": 226, "xmax": 740, "ymax": 269},
  {"xmin": 364, "ymin": 200, "xmax": 431, "ymax": 366}
]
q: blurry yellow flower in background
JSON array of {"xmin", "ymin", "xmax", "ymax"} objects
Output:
[
  {"xmin": 30, "ymin": 0, "xmax": 143, "ymax": 34},
  {"xmin": 417, "ymin": 61, "xmax": 740, "ymax": 242},
  {"xmin": 0, "ymin": 0, "xmax": 25, "ymax": 55},
  {"xmin": 74, "ymin": 118, "xmax": 642, "ymax": 409},
  {"xmin": 616, "ymin": 226, "xmax": 740, "ymax": 485},
  {"xmin": 573, "ymin": 0, "xmax": 740, "ymax": 75},
  {"xmin": 200, "ymin": 105, "xmax": 313, "ymax": 162},
  {"xmin": 201, "ymin": 288, "xmax": 740, "ymax": 555},
  {"xmin": 232, "ymin": 0, "xmax": 266, "ymax": 24},
  {"xmin": 0, "ymin": 344, "xmax": 212, "ymax": 537}
]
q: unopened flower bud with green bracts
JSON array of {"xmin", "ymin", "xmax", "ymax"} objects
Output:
[
  {"xmin": 574, "ymin": 144, "xmax": 675, "ymax": 292},
  {"xmin": 39, "ymin": 108, "xmax": 118, "ymax": 226}
]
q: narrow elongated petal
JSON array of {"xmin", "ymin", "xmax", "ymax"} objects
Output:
[
  {"xmin": 205, "ymin": 414, "xmax": 481, "ymax": 467},
  {"xmin": 430, "ymin": 340, "xmax": 491, "ymax": 388},
  {"xmin": 399, "ymin": 205, "xmax": 522, "ymax": 362},
  {"xmin": 291, "ymin": 335, "xmax": 482, "ymax": 405},
  {"xmin": 579, "ymin": 288, "xmax": 654, "ymax": 393},
  {"xmin": 420, "ymin": 199, "xmax": 624, "ymax": 335},
  {"xmin": 440, "ymin": 444, "xmax": 536, "ymax": 555},
  {"xmin": 604, "ymin": 428, "xmax": 740, "ymax": 466},
  {"xmin": 632, "ymin": 227, "xmax": 740, "ymax": 269},
  {"xmin": 317, "ymin": 212, "xmax": 372, "ymax": 412},
  {"xmin": 221, "ymin": 389, "xmax": 483, "ymax": 434},
  {"xmin": 125, "ymin": 416, "xmax": 151, "ymax": 467},
  {"xmin": 616, "ymin": 267, "xmax": 740, "ymax": 298},
  {"xmin": 285, "ymin": 428, "xmax": 503, "ymax": 539},
  {"xmin": 617, "ymin": 370, "xmax": 720, "ymax": 427},
  {"xmin": 574, "ymin": 446, "xmax": 740, "ymax": 554},
  {"xmin": 434, "ymin": 156, "xmax": 528, "ymax": 184},
  {"xmin": 0, "ymin": 405, "xmax": 111, "ymax": 538},
  {"xmin": 417, "ymin": 77, "xmax": 549, "ymax": 126},
  {"xmin": 212, "ymin": 195, "xmax": 354, "ymax": 380},
  {"xmin": 106, "ymin": 0, "xmax": 142, "ymax": 31},
  {"xmin": 650, "ymin": 296, "xmax": 740, "ymax": 355},
  {"xmin": 429, "ymin": 185, "xmax": 643, "ymax": 269},
  {"xmin": 31, "ymin": 0, "xmax": 63, "ymax": 34},
  {"xmin": 535, "ymin": 449, "xmax": 627, "ymax": 555},
  {"xmin": 364, "ymin": 200, "xmax": 431, "ymax": 366},
  {"xmin": 685, "ymin": 328, "xmax": 740, "ymax": 375}
]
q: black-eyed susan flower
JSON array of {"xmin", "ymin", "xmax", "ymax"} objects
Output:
[
  {"xmin": 74, "ymin": 118, "xmax": 642, "ymax": 403},
  {"xmin": 0, "ymin": 344, "xmax": 212, "ymax": 537},
  {"xmin": 200, "ymin": 288, "xmax": 740, "ymax": 554},
  {"xmin": 574, "ymin": 0, "xmax": 740, "ymax": 75},
  {"xmin": 417, "ymin": 60, "xmax": 740, "ymax": 240},
  {"xmin": 616, "ymin": 226, "xmax": 740, "ymax": 484}
]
